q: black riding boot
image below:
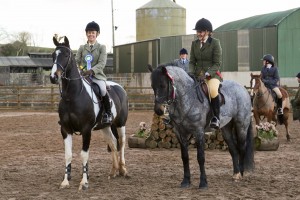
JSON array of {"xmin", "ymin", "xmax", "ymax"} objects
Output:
[
  {"xmin": 102, "ymin": 93, "xmax": 113, "ymax": 124},
  {"xmin": 210, "ymin": 95, "xmax": 220, "ymax": 129},
  {"xmin": 277, "ymin": 97, "xmax": 283, "ymax": 115}
]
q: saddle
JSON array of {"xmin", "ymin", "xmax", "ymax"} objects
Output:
[
  {"xmin": 193, "ymin": 76, "xmax": 225, "ymax": 105},
  {"xmin": 83, "ymin": 77, "xmax": 111, "ymax": 129},
  {"xmin": 267, "ymin": 87, "xmax": 287, "ymax": 106}
]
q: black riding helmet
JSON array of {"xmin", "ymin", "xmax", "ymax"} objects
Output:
[
  {"xmin": 193, "ymin": 18, "xmax": 213, "ymax": 32},
  {"xmin": 262, "ymin": 54, "xmax": 274, "ymax": 65},
  {"xmin": 85, "ymin": 21, "xmax": 100, "ymax": 33}
]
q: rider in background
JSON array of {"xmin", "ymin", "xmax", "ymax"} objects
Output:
[
  {"xmin": 260, "ymin": 54, "xmax": 283, "ymax": 116},
  {"xmin": 75, "ymin": 21, "xmax": 112, "ymax": 124},
  {"xmin": 189, "ymin": 18, "xmax": 223, "ymax": 129},
  {"xmin": 172, "ymin": 48, "xmax": 189, "ymax": 72}
]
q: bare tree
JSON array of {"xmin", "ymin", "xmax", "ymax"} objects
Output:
[{"xmin": 0, "ymin": 27, "xmax": 9, "ymax": 42}]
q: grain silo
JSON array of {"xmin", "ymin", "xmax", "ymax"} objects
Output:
[{"xmin": 136, "ymin": 0, "xmax": 186, "ymax": 41}]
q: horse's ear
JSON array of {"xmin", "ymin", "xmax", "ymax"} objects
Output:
[
  {"xmin": 64, "ymin": 36, "xmax": 70, "ymax": 48},
  {"xmin": 250, "ymin": 72, "xmax": 253, "ymax": 77},
  {"xmin": 53, "ymin": 36, "xmax": 59, "ymax": 47},
  {"xmin": 161, "ymin": 66, "xmax": 167, "ymax": 74},
  {"xmin": 147, "ymin": 64, "xmax": 153, "ymax": 72}
]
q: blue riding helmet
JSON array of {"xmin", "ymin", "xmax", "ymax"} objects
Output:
[{"xmin": 179, "ymin": 48, "xmax": 188, "ymax": 55}]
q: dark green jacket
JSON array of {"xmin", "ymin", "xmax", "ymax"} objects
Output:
[
  {"xmin": 75, "ymin": 41, "xmax": 107, "ymax": 80},
  {"xmin": 189, "ymin": 37, "xmax": 222, "ymax": 81}
]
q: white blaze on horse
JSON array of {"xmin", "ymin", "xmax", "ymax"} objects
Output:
[
  {"xmin": 148, "ymin": 65, "xmax": 254, "ymax": 189},
  {"xmin": 50, "ymin": 36, "xmax": 129, "ymax": 190},
  {"xmin": 250, "ymin": 73, "xmax": 290, "ymax": 141}
]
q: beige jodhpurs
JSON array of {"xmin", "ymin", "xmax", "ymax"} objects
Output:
[
  {"xmin": 206, "ymin": 78, "xmax": 220, "ymax": 99},
  {"xmin": 273, "ymin": 87, "xmax": 282, "ymax": 99}
]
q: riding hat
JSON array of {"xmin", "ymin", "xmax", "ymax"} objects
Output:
[
  {"xmin": 193, "ymin": 18, "xmax": 213, "ymax": 32},
  {"xmin": 85, "ymin": 21, "xmax": 100, "ymax": 32},
  {"xmin": 179, "ymin": 48, "xmax": 188, "ymax": 55},
  {"xmin": 296, "ymin": 72, "xmax": 300, "ymax": 78},
  {"xmin": 261, "ymin": 54, "xmax": 274, "ymax": 64}
]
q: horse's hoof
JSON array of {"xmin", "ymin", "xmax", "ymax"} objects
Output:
[
  {"xmin": 59, "ymin": 184, "xmax": 70, "ymax": 189},
  {"xmin": 232, "ymin": 173, "xmax": 242, "ymax": 182},
  {"xmin": 199, "ymin": 185, "xmax": 208, "ymax": 189},
  {"xmin": 119, "ymin": 168, "xmax": 128, "ymax": 177},
  {"xmin": 78, "ymin": 183, "xmax": 89, "ymax": 191},
  {"xmin": 108, "ymin": 174, "xmax": 117, "ymax": 180},
  {"xmin": 180, "ymin": 180, "xmax": 191, "ymax": 188},
  {"xmin": 199, "ymin": 181, "xmax": 208, "ymax": 189}
]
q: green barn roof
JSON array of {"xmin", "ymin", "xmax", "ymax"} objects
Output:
[{"xmin": 215, "ymin": 7, "xmax": 300, "ymax": 32}]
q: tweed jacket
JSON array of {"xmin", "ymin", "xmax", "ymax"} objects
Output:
[
  {"xmin": 75, "ymin": 41, "xmax": 107, "ymax": 80},
  {"xmin": 260, "ymin": 66, "xmax": 280, "ymax": 89},
  {"xmin": 189, "ymin": 37, "xmax": 222, "ymax": 81},
  {"xmin": 172, "ymin": 58, "xmax": 189, "ymax": 72}
]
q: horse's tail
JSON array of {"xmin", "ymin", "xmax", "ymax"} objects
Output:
[
  {"xmin": 107, "ymin": 124, "xmax": 120, "ymax": 152},
  {"xmin": 244, "ymin": 120, "xmax": 255, "ymax": 171}
]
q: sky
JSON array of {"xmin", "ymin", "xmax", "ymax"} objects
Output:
[{"xmin": 1, "ymin": 0, "xmax": 299, "ymax": 52}]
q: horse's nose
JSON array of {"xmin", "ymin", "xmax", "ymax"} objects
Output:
[
  {"xmin": 154, "ymin": 103, "xmax": 164, "ymax": 116},
  {"xmin": 50, "ymin": 73, "xmax": 58, "ymax": 84}
]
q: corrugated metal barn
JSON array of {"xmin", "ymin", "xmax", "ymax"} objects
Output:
[{"xmin": 214, "ymin": 7, "xmax": 300, "ymax": 78}]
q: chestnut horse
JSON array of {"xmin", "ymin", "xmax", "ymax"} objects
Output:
[{"xmin": 250, "ymin": 73, "xmax": 290, "ymax": 141}]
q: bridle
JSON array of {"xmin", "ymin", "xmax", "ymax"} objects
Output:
[
  {"xmin": 155, "ymin": 69, "xmax": 199, "ymax": 125},
  {"xmin": 251, "ymin": 77, "xmax": 271, "ymax": 109},
  {"xmin": 53, "ymin": 45, "xmax": 84, "ymax": 97}
]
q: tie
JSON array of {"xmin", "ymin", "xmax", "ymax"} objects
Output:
[
  {"xmin": 90, "ymin": 45, "xmax": 93, "ymax": 51},
  {"xmin": 201, "ymin": 41, "xmax": 204, "ymax": 48}
]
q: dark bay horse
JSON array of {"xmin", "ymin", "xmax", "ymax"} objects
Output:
[
  {"xmin": 50, "ymin": 36, "xmax": 128, "ymax": 190},
  {"xmin": 250, "ymin": 73, "xmax": 290, "ymax": 141},
  {"xmin": 148, "ymin": 65, "xmax": 254, "ymax": 189}
]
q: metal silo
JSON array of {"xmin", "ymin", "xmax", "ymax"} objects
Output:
[{"xmin": 136, "ymin": 0, "xmax": 186, "ymax": 42}]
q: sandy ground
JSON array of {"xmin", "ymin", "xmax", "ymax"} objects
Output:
[{"xmin": 0, "ymin": 111, "xmax": 299, "ymax": 200}]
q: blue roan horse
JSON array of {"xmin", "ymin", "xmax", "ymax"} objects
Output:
[
  {"xmin": 148, "ymin": 65, "xmax": 254, "ymax": 189},
  {"xmin": 50, "ymin": 36, "xmax": 128, "ymax": 190}
]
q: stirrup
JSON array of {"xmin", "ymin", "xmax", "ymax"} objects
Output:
[
  {"xmin": 277, "ymin": 108, "xmax": 283, "ymax": 115},
  {"xmin": 209, "ymin": 116, "xmax": 220, "ymax": 129},
  {"xmin": 162, "ymin": 116, "xmax": 171, "ymax": 124},
  {"xmin": 102, "ymin": 113, "xmax": 112, "ymax": 124}
]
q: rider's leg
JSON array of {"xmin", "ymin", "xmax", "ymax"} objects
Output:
[
  {"xmin": 102, "ymin": 92, "xmax": 113, "ymax": 124},
  {"xmin": 208, "ymin": 78, "xmax": 220, "ymax": 129},
  {"xmin": 273, "ymin": 87, "xmax": 283, "ymax": 115},
  {"xmin": 93, "ymin": 78, "xmax": 112, "ymax": 124}
]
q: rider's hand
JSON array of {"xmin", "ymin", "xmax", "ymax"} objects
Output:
[
  {"xmin": 205, "ymin": 72, "xmax": 210, "ymax": 77},
  {"xmin": 82, "ymin": 69, "xmax": 94, "ymax": 76}
]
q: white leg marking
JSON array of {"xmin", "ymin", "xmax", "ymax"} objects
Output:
[
  {"xmin": 118, "ymin": 126, "xmax": 127, "ymax": 176},
  {"xmin": 79, "ymin": 150, "xmax": 89, "ymax": 190},
  {"xmin": 60, "ymin": 134, "xmax": 72, "ymax": 189}
]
